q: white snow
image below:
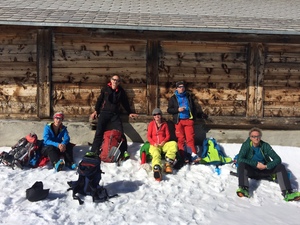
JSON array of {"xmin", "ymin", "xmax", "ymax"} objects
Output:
[{"xmin": 0, "ymin": 143, "xmax": 299, "ymax": 225}]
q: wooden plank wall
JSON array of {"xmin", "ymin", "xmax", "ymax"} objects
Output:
[
  {"xmin": 0, "ymin": 25, "xmax": 299, "ymax": 129},
  {"xmin": 51, "ymin": 28, "xmax": 147, "ymax": 117},
  {"xmin": 0, "ymin": 27, "xmax": 38, "ymax": 118},
  {"xmin": 264, "ymin": 44, "xmax": 300, "ymax": 117},
  {"xmin": 159, "ymin": 41, "xmax": 248, "ymax": 116}
]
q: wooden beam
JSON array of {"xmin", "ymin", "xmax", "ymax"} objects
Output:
[
  {"xmin": 256, "ymin": 43, "xmax": 265, "ymax": 117},
  {"xmin": 146, "ymin": 40, "xmax": 159, "ymax": 115},
  {"xmin": 37, "ymin": 28, "xmax": 52, "ymax": 118}
]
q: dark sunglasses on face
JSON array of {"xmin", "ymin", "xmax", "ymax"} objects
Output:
[
  {"xmin": 177, "ymin": 85, "xmax": 185, "ymax": 88},
  {"xmin": 111, "ymin": 78, "xmax": 120, "ymax": 82},
  {"xmin": 250, "ymin": 135, "xmax": 261, "ymax": 139},
  {"xmin": 153, "ymin": 113, "xmax": 161, "ymax": 116},
  {"xmin": 54, "ymin": 117, "xmax": 62, "ymax": 120}
]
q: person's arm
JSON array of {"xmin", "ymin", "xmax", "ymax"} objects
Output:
[
  {"xmin": 167, "ymin": 96, "xmax": 179, "ymax": 115},
  {"xmin": 43, "ymin": 125, "xmax": 59, "ymax": 147},
  {"xmin": 237, "ymin": 141, "xmax": 257, "ymax": 168},
  {"xmin": 120, "ymin": 88, "xmax": 138, "ymax": 118},
  {"xmin": 147, "ymin": 122, "xmax": 156, "ymax": 146},
  {"xmin": 263, "ymin": 143, "xmax": 282, "ymax": 169},
  {"xmin": 160, "ymin": 123, "xmax": 170, "ymax": 145},
  {"xmin": 61, "ymin": 127, "xmax": 70, "ymax": 145},
  {"xmin": 91, "ymin": 87, "xmax": 105, "ymax": 119}
]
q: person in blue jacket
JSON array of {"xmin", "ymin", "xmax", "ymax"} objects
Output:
[{"xmin": 41, "ymin": 112, "xmax": 76, "ymax": 172}]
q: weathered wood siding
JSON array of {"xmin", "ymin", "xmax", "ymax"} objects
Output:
[
  {"xmin": 159, "ymin": 41, "xmax": 248, "ymax": 116},
  {"xmin": 52, "ymin": 28, "xmax": 147, "ymax": 116},
  {"xmin": 0, "ymin": 27, "xmax": 37, "ymax": 118},
  {"xmin": 264, "ymin": 44, "xmax": 300, "ymax": 117},
  {"xmin": 0, "ymin": 26, "xmax": 299, "ymax": 129}
]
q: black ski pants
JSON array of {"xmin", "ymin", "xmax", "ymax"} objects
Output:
[
  {"xmin": 41, "ymin": 143, "xmax": 74, "ymax": 166},
  {"xmin": 238, "ymin": 162, "xmax": 292, "ymax": 192}
]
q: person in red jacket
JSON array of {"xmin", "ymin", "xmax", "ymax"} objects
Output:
[{"xmin": 147, "ymin": 108, "xmax": 177, "ymax": 181}]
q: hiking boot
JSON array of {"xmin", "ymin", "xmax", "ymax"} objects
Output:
[
  {"xmin": 164, "ymin": 162, "xmax": 173, "ymax": 174},
  {"xmin": 54, "ymin": 159, "xmax": 65, "ymax": 172},
  {"xmin": 236, "ymin": 186, "xmax": 249, "ymax": 198},
  {"xmin": 66, "ymin": 162, "xmax": 77, "ymax": 170},
  {"xmin": 153, "ymin": 165, "xmax": 162, "ymax": 182},
  {"xmin": 191, "ymin": 153, "xmax": 201, "ymax": 164},
  {"xmin": 123, "ymin": 151, "xmax": 130, "ymax": 160},
  {"xmin": 283, "ymin": 190, "xmax": 300, "ymax": 202}
]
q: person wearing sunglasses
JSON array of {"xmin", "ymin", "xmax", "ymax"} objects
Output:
[
  {"xmin": 89, "ymin": 75, "xmax": 138, "ymax": 155},
  {"xmin": 167, "ymin": 81, "xmax": 200, "ymax": 166},
  {"xmin": 236, "ymin": 127, "xmax": 300, "ymax": 201},
  {"xmin": 41, "ymin": 112, "xmax": 76, "ymax": 172},
  {"xmin": 147, "ymin": 108, "xmax": 178, "ymax": 181}
]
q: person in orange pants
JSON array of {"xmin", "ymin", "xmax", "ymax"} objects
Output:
[{"xmin": 147, "ymin": 108, "xmax": 177, "ymax": 181}]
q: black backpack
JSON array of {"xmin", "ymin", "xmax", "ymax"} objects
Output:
[
  {"xmin": 0, "ymin": 133, "xmax": 42, "ymax": 169},
  {"xmin": 67, "ymin": 152, "xmax": 118, "ymax": 204}
]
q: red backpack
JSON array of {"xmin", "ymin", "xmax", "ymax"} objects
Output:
[{"xmin": 100, "ymin": 130, "xmax": 124, "ymax": 163}]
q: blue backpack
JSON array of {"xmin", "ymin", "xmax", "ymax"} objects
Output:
[{"xmin": 200, "ymin": 138, "xmax": 232, "ymax": 165}]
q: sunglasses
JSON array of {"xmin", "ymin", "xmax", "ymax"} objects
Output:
[
  {"xmin": 54, "ymin": 117, "xmax": 63, "ymax": 120},
  {"xmin": 250, "ymin": 135, "xmax": 261, "ymax": 139},
  {"xmin": 111, "ymin": 78, "xmax": 120, "ymax": 82},
  {"xmin": 153, "ymin": 113, "xmax": 161, "ymax": 116},
  {"xmin": 177, "ymin": 85, "xmax": 185, "ymax": 88}
]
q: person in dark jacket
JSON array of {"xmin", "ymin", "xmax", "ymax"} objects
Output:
[
  {"xmin": 236, "ymin": 127, "xmax": 300, "ymax": 201},
  {"xmin": 90, "ymin": 75, "xmax": 138, "ymax": 154},
  {"xmin": 167, "ymin": 81, "xmax": 200, "ymax": 164},
  {"xmin": 41, "ymin": 112, "xmax": 76, "ymax": 172}
]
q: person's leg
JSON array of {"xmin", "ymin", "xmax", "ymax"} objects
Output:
[
  {"xmin": 175, "ymin": 121, "xmax": 185, "ymax": 159},
  {"xmin": 162, "ymin": 141, "xmax": 177, "ymax": 161},
  {"xmin": 270, "ymin": 164, "xmax": 292, "ymax": 192},
  {"xmin": 149, "ymin": 145, "xmax": 162, "ymax": 168},
  {"xmin": 64, "ymin": 143, "xmax": 75, "ymax": 166},
  {"xmin": 91, "ymin": 113, "xmax": 111, "ymax": 154},
  {"xmin": 183, "ymin": 119, "xmax": 196, "ymax": 154},
  {"xmin": 42, "ymin": 145, "xmax": 60, "ymax": 166}
]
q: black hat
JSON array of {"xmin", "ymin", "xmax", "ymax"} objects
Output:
[
  {"xmin": 176, "ymin": 81, "xmax": 185, "ymax": 87},
  {"xmin": 26, "ymin": 181, "xmax": 49, "ymax": 202}
]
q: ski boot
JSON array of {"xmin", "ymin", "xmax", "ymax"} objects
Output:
[
  {"xmin": 153, "ymin": 165, "xmax": 162, "ymax": 182},
  {"xmin": 283, "ymin": 190, "xmax": 300, "ymax": 202},
  {"xmin": 236, "ymin": 186, "xmax": 249, "ymax": 198}
]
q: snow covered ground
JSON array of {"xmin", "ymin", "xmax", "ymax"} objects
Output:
[{"xmin": 0, "ymin": 143, "xmax": 299, "ymax": 225}]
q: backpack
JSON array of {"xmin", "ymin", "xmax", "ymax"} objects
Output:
[
  {"xmin": 100, "ymin": 129, "xmax": 126, "ymax": 163},
  {"xmin": 0, "ymin": 133, "xmax": 42, "ymax": 169},
  {"xmin": 67, "ymin": 152, "xmax": 118, "ymax": 204},
  {"xmin": 200, "ymin": 138, "xmax": 232, "ymax": 165}
]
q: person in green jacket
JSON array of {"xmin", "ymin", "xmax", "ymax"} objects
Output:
[{"xmin": 236, "ymin": 127, "xmax": 300, "ymax": 201}]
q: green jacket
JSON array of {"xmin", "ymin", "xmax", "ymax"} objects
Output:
[{"xmin": 237, "ymin": 137, "xmax": 281, "ymax": 170}]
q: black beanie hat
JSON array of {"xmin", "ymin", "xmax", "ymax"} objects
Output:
[{"xmin": 26, "ymin": 181, "xmax": 49, "ymax": 202}]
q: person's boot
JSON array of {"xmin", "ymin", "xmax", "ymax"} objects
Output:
[
  {"xmin": 236, "ymin": 186, "xmax": 249, "ymax": 198},
  {"xmin": 153, "ymin": 165, "xmax": 162, "ymax": 182},
  {"xmin": 283, "ymin": 190, "xmax": 300, "ymax": 202}
]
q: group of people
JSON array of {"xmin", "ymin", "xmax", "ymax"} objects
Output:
[{"xmin": 40, "ymin": 74, "xmax": 300, "ymax": 201}]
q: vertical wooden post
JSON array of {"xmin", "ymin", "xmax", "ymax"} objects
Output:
[
  {"xmin": 256, "ymin": 43, "xmax": 265, "ymax": 118},
  {"xmin": 37, "ymin": 29, "xmax": 52, "ymax": 118},
  {"xmin": 246, "ymin": 43, "xmax": 257, "ymax": 117},
  {"xmin": 146, "ymin": 40, "xmax": 159, "ymax": 115}
]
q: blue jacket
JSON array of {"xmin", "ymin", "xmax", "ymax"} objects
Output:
[{"xmin": 43, "ymin": 123, "xmax": 70, "ymax": 147}]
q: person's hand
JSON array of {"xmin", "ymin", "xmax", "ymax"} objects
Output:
[
  {"xmin": 58, "ymin": 143, "xmax": 66, "ymax": 152},
  {"xmin": 178, "ymin": 107, "xmax": 185, "ymax": 112},
  {"xmin": 257, "ymin": 162, "xmax": 267, "ymax": 170},
  {"xmin": 90, "ymin": 111, "xmax": 97, "ymax": 120},
  {"xmin": 159, "ymin": 141, "xmax": 165, "ymax": 147},
  {"xmin": 129, "ymin": 113, "xmax": 138, "ymax": 119}
]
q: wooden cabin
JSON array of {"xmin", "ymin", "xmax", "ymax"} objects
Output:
[{"xmin": 0, "ymin": 1, "xmax": 300, "ymax": 130}]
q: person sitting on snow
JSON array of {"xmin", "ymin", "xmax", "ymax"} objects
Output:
[
  {"xmin": 236, "ymin": 127, "xmax": 300, "ymax": 201},
  {"xmin": 147, "ymin": 108, "xmax": 177, "ymax": 181},
  {"xmin": 41, "ymin": 112, "xmax": 76, "ymax": 172}
]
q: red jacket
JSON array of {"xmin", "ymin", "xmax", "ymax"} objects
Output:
[{"xmin": 147, "ymin": 120, "xmax": 170, "ymax": 146}]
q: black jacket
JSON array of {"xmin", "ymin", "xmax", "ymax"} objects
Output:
[
  {"xmin": 95, "ymin": 84, "xmax": 133, "ymax": 115},
  {"xmin": 167, "ymin": 91, "xmax": 197, "ymax": 124}
]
